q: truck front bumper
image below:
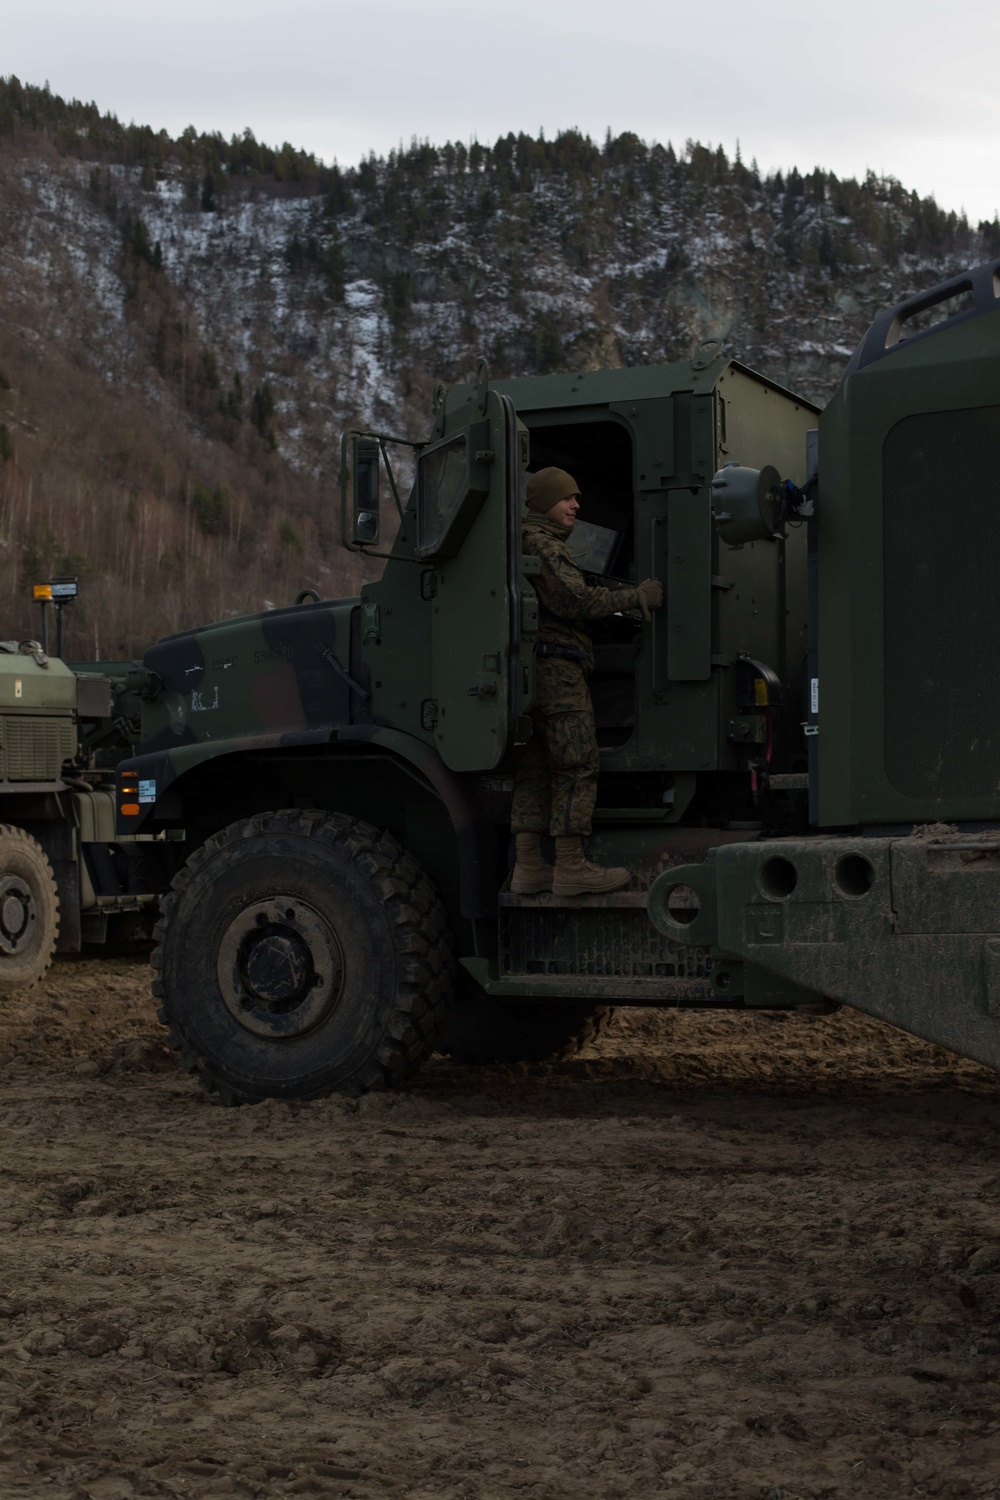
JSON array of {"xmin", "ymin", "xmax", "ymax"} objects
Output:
[{"xmin": 647, "ymin": 832, "xmax": 1000, "ymax": 1071}]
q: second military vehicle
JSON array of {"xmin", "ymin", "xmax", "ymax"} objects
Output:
[
  {"xmin": 0, "ymin": 584, "xmax": 173, "ymax": 997},
  {"xmin": 116, "ymin": 257, "xmax": 1000, "ymax": 1101}
]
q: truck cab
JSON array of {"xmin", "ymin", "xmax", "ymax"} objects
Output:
[{"xmin": 117, "ymin": 340, "xmax": 827, "ymax": 1101}]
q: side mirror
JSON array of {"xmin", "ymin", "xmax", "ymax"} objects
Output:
[
  {"xmin": 340, "ymin": 425, "xmax": 414, "ymax": 554},
  {"xmin": 352, "ymin": 437, "xmax": 381, "ymax": 546}
]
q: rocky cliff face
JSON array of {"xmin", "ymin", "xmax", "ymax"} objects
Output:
[
  {"xmin": 0, "ymin": 82, "xmax": 996, "ymax": 653},
  {"xmin": 86, "ymin": 133, "xmax": 996, "ymax": 451}
]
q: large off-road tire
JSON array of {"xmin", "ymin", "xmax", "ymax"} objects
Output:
[
  {"xmin": 438, "ymin": 984, "xmax": 616, "ymax": 1065},
  {"xmin": 151, "ymin": 810, "xmax": 454, "ymax": 1103},
  {"xmin": 0, "ymin": 825, "xmax": 59, "ymax": 999}
]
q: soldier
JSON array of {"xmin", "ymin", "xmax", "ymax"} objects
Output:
[{"xmin": 511, "ymin": 466, "xmax": 663, "ymax": 897}]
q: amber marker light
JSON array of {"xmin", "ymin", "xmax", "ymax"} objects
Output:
[{"xmin": 118, "ymin": 771, "xmax": 140, "ymax": 818}]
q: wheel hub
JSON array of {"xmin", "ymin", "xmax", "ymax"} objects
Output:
[
  {"xmin": 242, "ymin": 931, "xmax": 310, "ymax": 1002},
  {"xmin": 0, "ymin": 876, "xmax": 34, "ymax": 954},
  {"xmin": 217, "ymin": 896, "xmax": 345, "ymax": 1039}
]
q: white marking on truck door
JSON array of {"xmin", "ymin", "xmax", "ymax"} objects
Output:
[{"xmin": 191, "ymin": 686, "xmax": 220, "ymax": 712}]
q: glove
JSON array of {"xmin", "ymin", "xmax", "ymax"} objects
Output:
[{"xmin": 633, "ymin": 578, "xmax": 663, "ymax": 622}]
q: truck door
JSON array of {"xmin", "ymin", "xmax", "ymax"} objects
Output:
[{"xmin": 416, "ymin": 385, "xmax": 526, "ymax": 773}]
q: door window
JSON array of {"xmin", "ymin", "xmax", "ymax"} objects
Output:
[{"xmin": 418, "ymin": 434, "xmax": 469, "ymax": 555}]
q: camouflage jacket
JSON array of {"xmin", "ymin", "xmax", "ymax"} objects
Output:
[{"xmin": 522, "ymin": 516, "xmax": 642, "ymax": 669}]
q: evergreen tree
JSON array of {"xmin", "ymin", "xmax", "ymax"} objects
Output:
[{"xmin": 250, "ymin": 383, "xmax": 276, "ymax": 448}]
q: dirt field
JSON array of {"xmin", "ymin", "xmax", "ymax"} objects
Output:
[{"xmin": 2, "ymin": 959, "xmax": 1000, "ymax": 1500}]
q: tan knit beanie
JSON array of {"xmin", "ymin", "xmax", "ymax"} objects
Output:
[{"xmin": 525, "ymin": 467, "xmax": 580, "ymax": 515}]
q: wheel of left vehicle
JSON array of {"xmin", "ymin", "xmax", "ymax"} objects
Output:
[
  {"xmin": 151, "ymin": 809, "xmax": 454, "ymax": 1103},
  {"xmin": 0, "ymin": 825, "xmax": 60, "ymax": 1000}
]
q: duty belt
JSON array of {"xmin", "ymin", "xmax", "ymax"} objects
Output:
[{"xmin": 536, "ymin": 643, "xmax": 589, "ymax": 662}]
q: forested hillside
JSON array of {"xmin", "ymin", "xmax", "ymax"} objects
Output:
[{"xmin": 1, "ymin": 76, "xmax": 995, "ymax": 657}]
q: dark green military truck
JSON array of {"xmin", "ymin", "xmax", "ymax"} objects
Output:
[
  {"xmin": 116, "ymin": 257, "xmax": 1000, "ymax": 1101},
  {"xmin": 0, "ymin": 643, "xmax": 169, "ymax": 996}
]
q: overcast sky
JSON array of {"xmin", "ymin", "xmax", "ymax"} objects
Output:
[{"xmin": 6, "ymin": 0, "xmax": 999, "ymax": 224}]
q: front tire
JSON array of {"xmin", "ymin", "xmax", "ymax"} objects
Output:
[
  {"xmin": 152, "ymin": 810, "xmax": 454, "ymax": 1102},
  {"xmin": 0, "ymin": 825, "xmax": 59, "ymax": 999}
]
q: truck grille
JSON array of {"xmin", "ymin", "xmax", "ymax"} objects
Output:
[
  {"xmin": 884, "ymin": 405, "xmax": 1000, "ymax": 800},
  {"xmin": 0, "ymin": 716, "xmax": 76, "ymax": 781}
]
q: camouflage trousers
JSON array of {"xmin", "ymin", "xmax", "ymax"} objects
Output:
[{"xmin": 511, "ymin": 657, "xmax": 600, "ymax": 836}]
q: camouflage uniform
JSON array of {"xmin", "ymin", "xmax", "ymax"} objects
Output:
[
  {"xmin": 511, "ymin": 656, "xmax": 599, "ymax": 835},
  {"xmin": 512, "ymin": 516, "xmax": 645, "ymax": 837}
]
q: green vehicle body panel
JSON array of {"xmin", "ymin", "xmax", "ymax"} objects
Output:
[
  {"xmin": 816, "ymin": 291, "xmax": 1000, "ymax": 827},
  {"xmin": 0, "ymin": 651, "xmax": 77, "ymax": 710},
  {"xmin": 135, "ymin": 599, "xmax": 359, "ymax": 753},
  {"xmin": 363, "ymin": 388, "xmax": 523, "ymax": 771}
]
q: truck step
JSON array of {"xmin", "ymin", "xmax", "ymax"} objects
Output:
[
  {"xmin": 460, "ymin": 960, "xmax": 715, "ymax": 1004},
  {"xmin": 499, "ymin": 887, "xmax": 650, "ymax": 910},
  {"xmin": 493, "ymin": 883, "xmax": 713, "ymax": 1004}
]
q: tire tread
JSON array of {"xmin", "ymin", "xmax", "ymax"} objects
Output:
[
  {"xmin": 0, "ymin": 823, "xmax": 60, "ymax": 998},
  {"xmin": 151, "ymin": 809, "xmax": 454, "ymax": 1103}
]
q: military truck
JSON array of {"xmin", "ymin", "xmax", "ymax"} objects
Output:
[
  {"xmin": 115, "ymin": 256, "xmax": 1000, "ymax": 1102},
  {"xmin": 0, "ymin": 637, "xmax": 168, "ymax": 996}
]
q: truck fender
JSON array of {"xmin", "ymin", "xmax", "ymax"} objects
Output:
[
  {"xmin": 118, "ymin": 724, "xmax": 496, "ymax": 919},
  {"xmin": 335, "ymin": 725, "xmax": 495, "ymax": 919}
]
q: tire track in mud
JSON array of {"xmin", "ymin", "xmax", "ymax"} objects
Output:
[{"xmin": 1, "ymin": 959, "xmax": 999, "ymax": 1499}]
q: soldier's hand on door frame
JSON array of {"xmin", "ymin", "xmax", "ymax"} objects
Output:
[{"xmin": 634, "ymin": 578, "xmax": 663, "ymax": 622}]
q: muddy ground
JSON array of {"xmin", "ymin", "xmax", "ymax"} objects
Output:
[{"xmin": 1, "ymin": 960, "xmax": 1000, "ymax": 1500}]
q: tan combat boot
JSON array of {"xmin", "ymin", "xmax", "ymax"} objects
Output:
[
  {"xmin": 552, "ymin": 836, "xmax": 630, "ymax": 897},
  {"xmin": 511, "ymin": 832, "xmax": 553, "ymax": 895}
]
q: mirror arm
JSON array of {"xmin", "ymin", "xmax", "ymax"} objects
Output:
[
  {"xmin": 340, "ymin": 426, "xmax": 425, "ymax": 560},
  {"xmin": 340, "ymin": 429, "xmax": 359, "ymax": 552},
  {"xmin": 379, "ymin": 438, "xmax": 407, "ymax": 525}
]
